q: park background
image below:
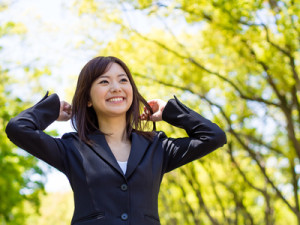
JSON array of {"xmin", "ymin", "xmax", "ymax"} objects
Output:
[{"xmin": 1, "ymin": 0, "xmax": 300, "ymax": 224}]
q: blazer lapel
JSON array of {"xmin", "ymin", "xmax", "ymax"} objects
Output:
[
  {"xmin": 88, "ymin": 131, "xmax": 124, "ymax": 176},
  {"xmin": 125, "ymin": 132, "xmax": 150, "ymax": 179}
]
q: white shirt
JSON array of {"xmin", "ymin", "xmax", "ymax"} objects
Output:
[{"xmin": 117, "ymin": 161, "xmax": 127, "ymax": 174}]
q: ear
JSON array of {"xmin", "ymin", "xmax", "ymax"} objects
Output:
[{"xmin": 87, "ymin": 101, "xmax": 92, "ymax": 107}]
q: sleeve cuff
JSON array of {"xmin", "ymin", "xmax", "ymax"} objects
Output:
[{"xmin": 22, "ymin": 91, "xmax": 61, "ymax": 130}]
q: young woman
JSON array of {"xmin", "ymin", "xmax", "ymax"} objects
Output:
[{"xmin": 6, "ymin": 56, "xmax": 226, "ymax": 225}]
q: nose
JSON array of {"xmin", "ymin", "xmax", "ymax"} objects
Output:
[{"xmin": 110, "ymin": 81, "xmax": 121, "ymax": 92}]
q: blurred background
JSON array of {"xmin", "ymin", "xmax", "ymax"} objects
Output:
[{"xmin": 1, "ymin": 0, "xmax": 300, "ymax": 224}]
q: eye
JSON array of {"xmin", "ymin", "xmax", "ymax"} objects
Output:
[
  {"xmin": 120, "ymin": 78, "xmax": 129, "ymax": 83},
  {"xmin": 99, "ymin": 80, "xmax": 108, "ymax": 84}
]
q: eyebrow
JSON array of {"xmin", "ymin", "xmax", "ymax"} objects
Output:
[{"xmin": 99, "ymin": 74, "xmax": 127, "ymax": 78}]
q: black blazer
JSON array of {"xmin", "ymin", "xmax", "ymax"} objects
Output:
[{"xmin": 5, "ymin": 92, "xmax": 226, "ymax": 225}]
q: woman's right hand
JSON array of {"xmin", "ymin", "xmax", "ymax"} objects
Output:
[{"xmin": 56, "ymin": 101, "xmax": 72, "ymax": 121}]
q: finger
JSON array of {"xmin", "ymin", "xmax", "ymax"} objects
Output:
[
  {"xmin": 148, "ymin": 101, "xmax": 156, "ymax": 107},
  {"xmin": 64, "ymin": 104, "xmax": 71, "ymax": 111},
  {"xmin": 140, "ymin": 114, "xmax": 148, "ymax": 121},
  {"xmin": 64, "ymin": 112, "xmax": 72, "ymax": 120},
  {"xmin": 147, "ymin": 100, "xmax": 156, "ymax": 107},
  {"xmin": 143, "ymin": 108, "xmax": 150, "ymax": 115},
  {"xmin": 150, "ymin": 112, "xmax": 162, "ymax": 122},
  {"xmin": 67, "ymin": 106, "xmax": 72, "ymax": 114}
]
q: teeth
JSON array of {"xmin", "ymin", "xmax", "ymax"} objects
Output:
[{"xmin": 108, "ymin": 97, "xmax": 123, "ymax": 102}]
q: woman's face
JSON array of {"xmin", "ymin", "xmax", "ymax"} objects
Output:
[{"xmin": 88, "ymin": 63, "xmax": 133, "ymax": 120}]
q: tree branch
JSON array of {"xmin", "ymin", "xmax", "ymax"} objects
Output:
[
  {"xmin": 168, "ymin": 175, "xmax": 201, "ymax": 225},
  {"xmin": 219, "ymin": 181, "xmax": 255, "ymax": 225},
  {"xmin": 182, "ymin": 165, "xmax": 220, "ymax": 225},
  {"xmin": 291, "ymin": 158, "xmax": 300, "ymax": 214},
  {"xmin": 227, "ymin": 142, "xmax": 274, "ymax": 225},
  {"xmin": 239, "ymin": 133, "xmax": 286, "ymax": 157},
  {"xmin": 201, "ymin": 162, "xmax": 230, "ymax": 224},
  {"xmin": 261, "ymin": 23, "xmax": 300, "ymax": 92},
  {"xmin": 227, "ymin": 142, "xmax": 265, "ymax": 193},
  {"xmin": 229, "ymin": 124, "xmax": 298, "ymax": 215},
  {"xmin": 243, "ymin": 41, "xmax": 300, "ymax": 160},
  {"xmin": 133, "ymin": 71, "xmax": 279, "ymax": 107}
]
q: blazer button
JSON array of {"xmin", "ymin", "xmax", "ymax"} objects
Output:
[
  {"xmin": 120, "ymin": 184, "xmax": 128, "ymax": 191},
  {"xmin": 121, "ymin": 213, "xmax": 128, "ymax": 221}
]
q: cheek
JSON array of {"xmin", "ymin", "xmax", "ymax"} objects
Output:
[
  {"xmin": 129, "ymin": 87, "xmax": 133, "ymax": 96},
  {"xmin": 91, "ymin": 86, "xmax": 105, "ymax": 98},
  {"xmin": 127, "ymin": 84, "xmax": 133, "ymax": 95},
  {"xmin": 128, "ymin": 87, "xmax": 133, "ymax": 101},
  {"xmin": 89, "ymin": 89, "xmax": 105, "ymax": 107}
]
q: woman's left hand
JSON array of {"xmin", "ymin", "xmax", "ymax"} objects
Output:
[{"xmin": 141, "ymin": 99, "xmax": 166, "ymax": 122}]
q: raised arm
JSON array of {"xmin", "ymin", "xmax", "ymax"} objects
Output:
[
  {"xmin": 5, "ymin": 92, "xmax": 68, "ymax": 173},
  {"xmin": 154, "ymin": 96, "xmax": 226, "ymax": 173}
]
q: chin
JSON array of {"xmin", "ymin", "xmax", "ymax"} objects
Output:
[{"xmin": 106, "ymin": 110, "xmax": 128, "ymax": 117}]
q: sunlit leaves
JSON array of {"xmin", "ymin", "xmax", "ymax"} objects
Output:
[
  {"xmin": 0, "ymin": 16, "xmax": 48, "ymax": 225},
  {"xmin": 26, "ymin": 192, "xmax": 73, "ymax": 225},
  {"xmin": 0, "ymin": 72, "xmax": 46, "ymax": 225},
  {"xmin": 0, "ymin": 22, "xmax": 27, "ymax": 36}
]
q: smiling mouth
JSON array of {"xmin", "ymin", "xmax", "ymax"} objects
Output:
[{"xmin": 107, "ymin": 97, "xmax": 125, "ymax": 102}]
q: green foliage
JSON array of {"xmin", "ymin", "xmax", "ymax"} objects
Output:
[
  {"xmin": 0, "ymin": 72, "xmax": 47, "ymax": 224},
  {"xmin": 25, "ymin": 192, "xmax": 73, "ymax": 225},
  {"xmin": 0, "ymin": 22, "xmax": 27, "ymax": 36},
  {"xmin": 0, "ymin": 11, "xmax": 48, "ymax": 225}
]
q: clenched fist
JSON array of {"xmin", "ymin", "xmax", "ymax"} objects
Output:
[{"xmin": 56, "ymin": 101, "xmax": 72, "ymax": 121}]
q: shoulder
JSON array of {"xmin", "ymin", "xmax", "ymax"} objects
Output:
[
  {"xmin": 61, "ymin": 132, "xmax": 79, "ymax": 140},
  {"xmin": 60, "ymin": 132, "xmax": 87, "ymax": 151},
  {"xmin": 154, "ymin": 131, "xmax": 168, "ymax": 141}
]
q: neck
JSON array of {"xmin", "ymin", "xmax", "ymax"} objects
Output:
[{"xmin": 98, "ymin": 115, "xmax": 129, "ymax": 143}]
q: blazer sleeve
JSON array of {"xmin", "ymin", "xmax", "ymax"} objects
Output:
[
  {"xmin": 161, "ymin": 96, "xmax": 227, "ymax": 173},
  {"xmin": 5, "ymin": 92, "xmax": 67, "ymax": 173}
]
